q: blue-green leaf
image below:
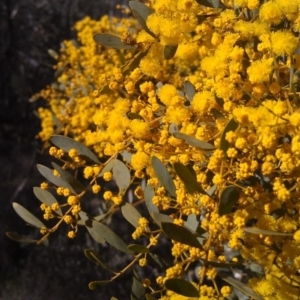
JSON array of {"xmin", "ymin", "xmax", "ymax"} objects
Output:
[
  {"xmin": 113, "ymin": 159, "xmax": 131, "ymax": 192},
  {"xmin": 93, "ymin": 33, "xmax": 136, "ymax": 50},
  {"xmin": 129, "ymin": 1, "xmax": 156, "ymax": 38},
  {"xmin": 127, "ymin": 244, "xmax": 149, "ymax": 253},
  {"xmin": 164, "ymin": 45, "xmax": 178, "ymax": 60},
  {"xmin": 88, "ymin": 280, "xmax": 110, "ymax": 290},
  {"xmin": 12, "ymin": 202, "xmax": 46, "ymax": 229},
  {"xmin": 173, "ymin": 162, "xmax": 207, "ymax": 195},
  {"xmin": 33, "ymin": 187, "xmax": 63, "ymax": 216},
  {"xmin": 151, "ymin": 156, "xmax": 176, "ymax": 198},
  {"xmin": 144, "ymin": 184, "xmax": 159, "ymax": 214},
  {"xmin": 221, "ymin": 277, "xmax": 263, "ymax": 300},
  {"xmin": 173, "ymin": 132, "xmax": 215, "ymax": 150},
  {"xmin": 6, "ymin": 232, "xmax": 38, "ymax": 243},
  {"xmin": 121, "ymin": 203, "xmax": 142, "ymax": 228},
  {"xmin": 220, "ymin": 118, "xmax": 239, "ymax": 156},
  {"xmin": 184, "ymin": 81, "xmax": 196, "ymax": 101},
  {"xmin": 50, "ymin": 135, "xmax": 100, "ymax": 164},
  {"xmin": 161, "ymin": 222, "xmax": 203, "ymax": 249},
  {"xmin": 51, "ymin": 162, "xmax": 84, "ymax": 194},
  {"xmin": 219, "ymin": 185, "xmax": 240, "ymax": 216},
  {"xmin": 37, "ymin": 164, "xmax": 77, "ymax": 194},
  {"xmin": 84, "ymin": 248, "xmax": 115, "ymax": 273},
  {"xmin": 164, "ymin": 278, "xmax": 199, "ymax": 297}
]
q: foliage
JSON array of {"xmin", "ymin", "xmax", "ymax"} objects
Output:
[{"xmin": 7, "ymin": 0, "xmax": 300, "ymax": 299}]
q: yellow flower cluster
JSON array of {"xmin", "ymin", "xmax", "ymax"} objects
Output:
[{"xmin": 33, "ymin": 0, "xmax": 300, "ymax": 299}]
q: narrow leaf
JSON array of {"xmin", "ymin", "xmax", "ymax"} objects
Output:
[
  {"xmin": 12, "ymin": 202, "xmax": 46, "ymax": 229},
  {"xmin": 210, "ymin": 108, "xmax": 224, "ymax": 119},
  {"xmin": 84, "ymin": 248, "xmax": 115, "ymax": 273},
  {"xmin": 33, "ymin": 187, "xmax": 63, "ymax": 216},
  {"xmin": 221, "ymin": 277, "xmax": 263, "ymax": 300},
  {"xmin": 151, "ymin": 156, "xmax": 176, "ymax": 198},
  {"xmin": 88, "ymin": 280, "xmax": 110, "ymax": 290},
  {"xmin": 144, "ymin": 184, "xmax": 159, "ymax": 214},
  {"xmin": 243, "ymin": 227, "xmax": 293, "ymax": 236},
  {"xmin": 37, "ymin": 164, "xmax": 76, "ymax": 194},
  {"xmin": 195, "ymin": 0, "xmax": 214, "ymax": 8},
  {"xmin": 129, "ymin": 1, "xmax": 156, "ymax": 38},
  {"xmin": 50, "ymin": 135, "xmax": 100, "ymax": 164},
  {"xmin": 148, "ymin": 253, "xmax": 170, "ymax": 269},
  {"xmin": 184, "ymin": 214, "xmax": 199, "ymax": 232},
  {"xmin": 146, "ymin": 294, "xmax": 157, "ymax": 300},
  {"xmin": 131, "ymin": 269, "xmax": 145, "ymax": 300},
  {"xmin": 52, "ymin": 162, "xmax": 84, "ymax": 194},
  {"xmin": 211, "ymin": 0, "xmax": 226, "ymax": 8},
  {"xmin": 6, "ymin": 232, "xmax": 38, "ymax": 243},
  {"xmin": 219, "ymin": 186, "xmax": 240, "ymax": 216},
  {"xmin": 164, "ymin": 278, "xmax": 199, "ymax": 297},
  {"xmin": 113, "ymin": 159, "xmax": 131, "ymax": 191},
  {"xmin": 173, "ymin": 132, "xmax": 215, "ymax": 150},
  {"xmin": 161, "ymin": 222, "xmax": 203, "ymax": 248},
  {"xmin": 220, "ymin": 118, "xmax": 239, "ymax": 156},
  {"xmin": 151, "ymin": 212, "xmax": 173, "ymax": 227},
  {"xmin": 121, "ymin": 203, "xmax": 142, "ymax": 228},
  {"xmin": 123, "ymin": 49, "xmax": 150, "ymax": 75},
  {"xmin": 79, "ymin": 211, "xmax": 105, "ymax": 244},
  {"xmin": 164, "ymin": 45, "xmax": 178, "ymax": 60},
  {"xmin": 90, "ymin": 219, "xmax": 132, "ymax": 254},
  {"xmin": 99, "ymin": 159, "xmax": 116, "ymax": 177},
  {"xmin": 174, "ymin": 162, "xmax": 207, "ymax": 194},
  {"xmin": 127, "ymin": 244, "xmax": 149, "ymax": 253},
  {"xmin": 127, "ymin": 112, "xmax": 144, "ymax": 120},
  {"xmin": 184, "ymin": 81, "xmax": 196, "ymax": 101},
  {"xmin": 93, "ymin": 33, "xmax": 136, "ymax": 50}
]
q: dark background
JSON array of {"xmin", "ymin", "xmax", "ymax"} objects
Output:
[{"xmin": 0, "ymin": 1, "xmax": 138, "ymax": 299}]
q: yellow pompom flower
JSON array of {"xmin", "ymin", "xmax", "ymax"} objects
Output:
[
  {"xmin": 131, "ymin": 151, "xmax": 150, "ymax": 170},
  {"xmin": 271, "ymin": 30, "xmax": 299, "ymax": 55},
  {"xmin": 247, "ymin": 58, "xmax": 273, "ymax": 84}
]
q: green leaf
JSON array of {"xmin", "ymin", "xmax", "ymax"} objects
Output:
[
  {"xmin": 184, "ymin": 214, "xmax": 199, "ymax": 232},
  {"xmin": 50, "ymin": 135, "xmax": 100, "ymax": 164},
  {"xmin": 144, "ymin": 184, "xmax": 159, "ymax": 214},
  {"xmin": 211, "ymin": 0, "xmax": 226, "ymax": 8},
  {"xmin": 145, "ymin": 294, "xmax": 157, "ymax": 300},
  {"xmin": 151, "ymin": 212, "xmax": 173, "ymax": 227},
  {"xmin": 99, "ymin": 159, "xmax": 116, "ymax": 177},
  {"xmin": 79, "ymin": 211, "xmax": 105, "ymax": 243},
  {"xmin": 173, "ymin": 162, "xmax": 207, "ymax": 195},
  {"xmin": 93, "ymin": 33, "xmax": 136, "ymax": 50},
  {"xmin": 127, "ymin": 112, "xmax": 144, "ymax": 120},
  {"xmin": 221, "ymin": 277, "xmax": 263, "ymax": 300},
  {"xmin": 220, "ymin": 118, "xmax": 239, "ymax": 156},
  {"xmin": 210, "ymin": 108, "xmax": 224, "ymax": 119},
  {"xmin": 113, "ymin": 159, "xmax": 131, "ymax": 192},
  {"xmin": 88, "ymin": 280, "xmax": 110, "ymax": 290},
  {"xmin": 151, "ymin": 156, "xmax": 176, "ymax": 198},
  {"xmin": 84, "ymin": 248, "xmax": 115, "ymax": 273},
  {"xmin": 127, "ymin": 244, "xmax": 149, "ymax": 253},
  {"xmin": 129, "ymin": 1, "xmax": 156, "ymax": 38},
  {"xmin": 148, "ymin": 253, "xmax": 169, "ymax": 269},
  {"xmin": 111, "ymin": 298, "xmax": 119, "ymax": 300},
  {"xmin": 37, "ymin": 164, "xmax": 77, "ymax": 194},
  {"xmin": 33, "ymin": 187, "xmax": 63, "ymax": 216},
  {"xmin": 173, "ymin": 132, "xmax": 215, "ymax": 150},
  {"xmin": 48, "ymin": 49, "xmax": 58, "ymax": 59},
  {"xmin": 123, "ymin": 49, "xmax": 150, "ymax": 75},
  {"xmin": 164, "ymin": 278, "xmax": 199, "ymax": 298},
  {"xmin": 82, "ymin": 213, "xmax": 133, "ymax": 254},
  {"xmin": 6, "ymin": 232, "xmax": 38, "ymax": 243},
  {"xmin": 243, "ymin": 227, "xmax": 293, "ymax": 236},
  {"xmin": 131, "ymin": 269, "xmax": 145, "ymax": 300},
  {"xmin": 51, "ymin": 162, "xmax": 84, "ymax": 194},
  {"xmin": 184, "ymin": 81, "xmax": 196, "ymax": 101},
  {"xmin": 164, "ymin": 45, "xmax": 178, "ymax": 60},
  {"xmin": 169, "ymin": 123, "xmax": 179, "ymax": 134},
  {"xmin": 195, "ymin": 0, "xmax": 214, "ymax": 8},
  {"xmin": 219, "ymin": 186, "xmax": 240, "ymax": 216},
  {"xmin": 199, "ymin": 258, "xmax": 244, "ymax": 269},
  {"xmin": 161, "ymin": 222, "xmax": 203, "ymax": 248},
  {"xmin": 121, "ymin": 203, "xmax": 142, "ymax": 228},
  {"xmin": 12, "ymin": 202, "xmax": 46, "ymax": 229}
]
